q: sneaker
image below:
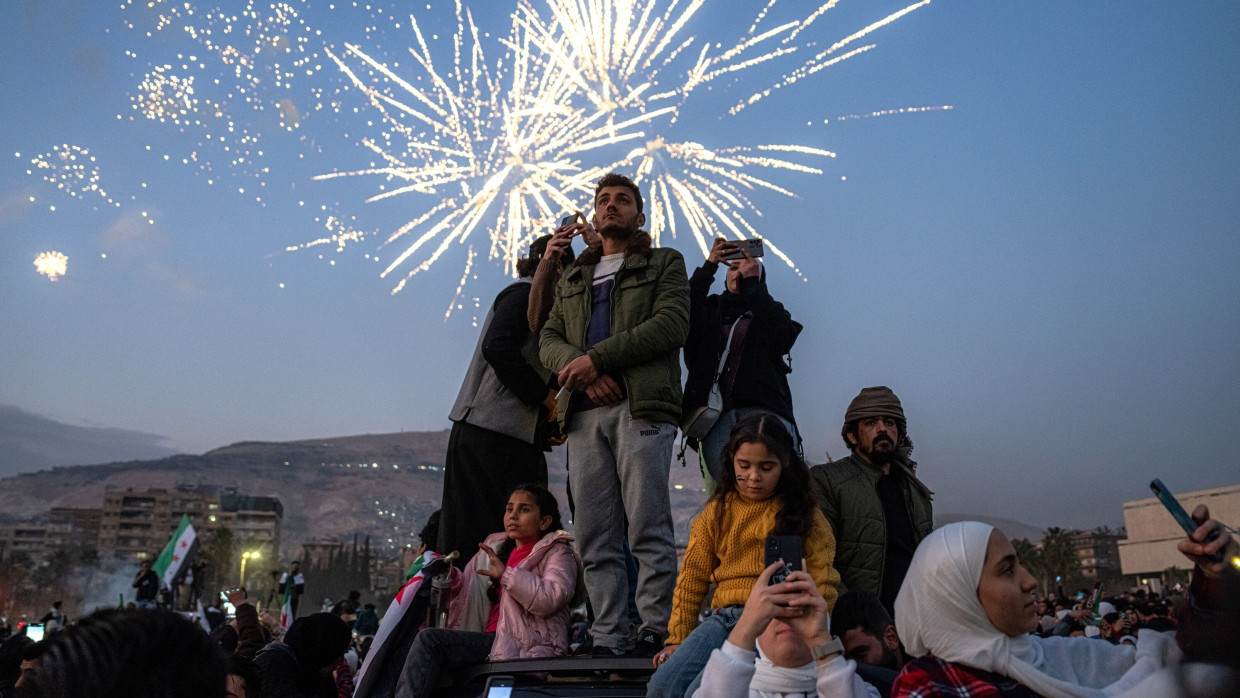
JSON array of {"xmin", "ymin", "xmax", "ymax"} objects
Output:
[
  {"xmin": 571, "ymin": 636, "xmax": 624, "ymax": 657},
  {"xmin": 628, "ymin": 632, "xmax": 664, "ymax": 657}
]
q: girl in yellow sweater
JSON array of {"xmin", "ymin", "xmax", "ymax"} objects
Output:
[{"xmin": 648, "ymin": 411, "xmax": 840, "ymax": 698}]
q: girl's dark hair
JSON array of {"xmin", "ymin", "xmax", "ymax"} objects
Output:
[
  {"xmin": 487, "ymin": 483, "xmax": 564, "ymax": 603},
  {"xmin": 711, "ymin": 411, "xmax": 813, "ymax": 539}
]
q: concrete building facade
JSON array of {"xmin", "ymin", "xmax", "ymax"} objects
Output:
[
  {"xmin": 1118, "ymin": 483, "xmax": 1240, "ymax": 590},
  {"xmin": 95, "ymin": 484, "xmax": 283, "ymax": 566}
]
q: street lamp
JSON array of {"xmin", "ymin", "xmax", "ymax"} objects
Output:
[{"xmin": 240, "ymin": 551, "xmax": 261, "ymax": 585}]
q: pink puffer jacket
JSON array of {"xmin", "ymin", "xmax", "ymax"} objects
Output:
[{"xmin": 447, "ymin": 530, "xmax": 584, "ymax": 660}]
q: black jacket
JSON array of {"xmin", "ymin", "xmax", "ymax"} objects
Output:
[{"xmin": 682, "ymin": 261, "xmax": 801, "ymax": 428}]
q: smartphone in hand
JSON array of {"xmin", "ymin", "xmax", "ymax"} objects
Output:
[
  {"xmin": 1150, "ymin": 478, "xmax": 1222, "ymax": 562},
  {"xmin": 764, "ymin": 535, "xmax": 802, "ymax": 585},
  {"xmin": 721, "ymin": 238, "xmax": 764, "ymax": 260}
]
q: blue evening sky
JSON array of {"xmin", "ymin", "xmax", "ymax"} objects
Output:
[{"xmin": 1, "ymin": 0, "xmax": 1236, "ymax": 529}]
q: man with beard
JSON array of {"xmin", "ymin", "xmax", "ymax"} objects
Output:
[
  {"xmin": 833, "ymin": 591, "xmax": 906, "ymax": 671},
  {"xmin": 809, "ymin": 386, "xmax": 933, "ymax": 614},
  {"xmin": 540, "ymin": 172, "xmax": 689, "ymax": 656}
]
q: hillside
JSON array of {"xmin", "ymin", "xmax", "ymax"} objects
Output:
[
  {"xmin": 0, "ymin": 430, "xmax": 1048, "ymax": 558},
  {"xmin": 0, "ymin": 430, "xmax": 716, "ymax": 556},
  {"xmin": 0, "ymin": 432, "xmax": 456, "ymax": 556}
]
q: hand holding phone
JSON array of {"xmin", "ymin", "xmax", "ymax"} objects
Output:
[
  {"xmin": 764, "ymin": 536, "xmax": 803, "ymax": 586},
  {"xmin": 1150, "ymin": 479, "xmax": 1223, "ymax": 563},
  {"xmin": 720, "ymin": 238, "xmax": 764, "ymax": 261}
]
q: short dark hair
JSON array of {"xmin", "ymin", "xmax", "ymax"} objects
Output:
[
  {"xmin": 419, "ymin": 510, "xmax": 441, "ymax": 553},
  {"xmin": 0, "ymin": 635, "xmax": 32, "ymax": 682},
  {"xmin": 842, "ymin": 418, "xmax": 907, "ymax": 452},
  {"xmin": 517, "ymin": 234, "xmax": 575, "ymax": 277},
  {"xmin": 594, "ymin": 172, "xmax": 643, "ymax": 213},
  {"xmin": 22, "ymin": 608, "xmax": 228, "ymax": 698},
  {"xmin": 832, "ymin": 591, "xmax": 895, "ymax": 640}
]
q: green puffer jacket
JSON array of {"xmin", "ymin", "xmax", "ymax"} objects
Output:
[
  {"xmin": 539, "ymin": 246, "xmax": 689, "ymax": 427},
  {"xmin": 809, "ymin": 453, "xmax": 934, "ymax": 597}
]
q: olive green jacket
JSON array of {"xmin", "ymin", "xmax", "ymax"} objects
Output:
[
  {"xmin": 539, "ymin": 247, "xmax": 689, "ymax": 427},
  {"xmin": 809, "ymin": 453, "xmax": 934, "ymax": 597}
]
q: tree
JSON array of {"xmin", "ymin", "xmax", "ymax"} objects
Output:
[
  {"xmin": 1040, "ymin": 527, "xmax": 1081, "ymax": 593},
  {"xmin": 1162, "ymin": 565, "xmax": 1190, "ymax": 587},
  {"xmin": 199, "ymin": 528, "xmax": 235, "ymax": 598}
]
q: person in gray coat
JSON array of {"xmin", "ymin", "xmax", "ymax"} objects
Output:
[{"xmin": 437, "ymin": 235, "xmax": 574, "ymax": 564}]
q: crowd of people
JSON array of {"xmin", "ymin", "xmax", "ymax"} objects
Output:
[{"xmin": 1, "ymin": 172, "xmax": 1236, "ymax": 698}]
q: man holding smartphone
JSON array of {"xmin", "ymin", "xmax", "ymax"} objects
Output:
[{"xmin": 540, "ymin": 172, "xmax": 690, "ymax": 656}]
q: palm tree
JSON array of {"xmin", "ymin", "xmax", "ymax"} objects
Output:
[{"xmin": 1040, "ymin": 527, "xmax": 1081, "ymax": 593}]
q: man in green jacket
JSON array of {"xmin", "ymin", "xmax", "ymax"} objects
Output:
[
  {"xmin": 540, "ymin": 172, "xmax": 689, "ymax": 656},
  {"xmin": 809, "ymin": 386, "xmax": 934, "ymax": 614}
]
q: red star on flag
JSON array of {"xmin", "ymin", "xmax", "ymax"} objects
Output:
[
  {"xmin": 173, "ymin": 555, "xmax": 180, "ymax": 562},
  {"xmin": 180, "ymin": 541, "xmax": 188, "ymax": 548}
]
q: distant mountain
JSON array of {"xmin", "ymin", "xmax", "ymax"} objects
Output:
[
  {"xmin": 0, "ymin": 422, "xmax": 1046, "ymax": 557},
  {"xmin": 934, "ymin": 513, "xmax": 1046, "ymax": 543},
  {"xmin": 0, "ymin": 405, "xmax": 178, "ymax": 477},
  {"xmin": 0, "ymin": 431, "xmax": 458, "ymax": 555}
]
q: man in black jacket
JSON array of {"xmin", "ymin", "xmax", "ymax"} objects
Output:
[{"xmin": 133, "ymin": 559, "xmax": 160, "ymax": 609}]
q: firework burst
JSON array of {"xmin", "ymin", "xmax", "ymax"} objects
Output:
[
  {"xmin": 114, "ymin": 0, "xmax": 945, "ymax": 309},
  {"xmin": 317, "ymin": 0, "xmax": 940, "ymax": 304},
  {"xmin": 34, "ymin": 251, "xmax": 69, "ymax": 281}
]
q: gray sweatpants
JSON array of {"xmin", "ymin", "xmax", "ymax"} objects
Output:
[{"xmin": 568, "ymin": 400, "xmax": 677, "ymax": 649}]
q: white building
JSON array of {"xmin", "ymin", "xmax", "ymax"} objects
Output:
[{"xmin": 1118, "ymin": 483, "xmax": 1240, "ymax": 590}]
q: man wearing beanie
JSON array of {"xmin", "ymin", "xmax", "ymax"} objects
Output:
[
  {"xmin": 809, "ymin": 386, "xmax": 934, "ymax": 614},
  {"xmin": 436, "ymin": 234, "xmax": 575, "ymax": 564}
]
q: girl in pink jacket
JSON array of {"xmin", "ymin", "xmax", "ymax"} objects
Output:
[{"xmin": 395, "ymin": 483, "xmax": 584, "ymax": 698}]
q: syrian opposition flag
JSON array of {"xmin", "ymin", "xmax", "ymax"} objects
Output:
[
  {"xmin": 352, "ymin": 551, "xmax": 442, "ymax": 698},
  {"xmin": 279, "ymin": 578, "xmax": 294, "ymax": 630},
  {"xmin": 154, "ymin": 515, "xmax": 198, "ymax": 589}
]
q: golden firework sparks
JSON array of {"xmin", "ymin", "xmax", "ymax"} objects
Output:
[
  {"xmin": 119, "ymin": 0, "xmax": 945, "ymax": 306},
  {"xmin": 34, "ymin": 251, "xmax": 69, "ymax": 281}
]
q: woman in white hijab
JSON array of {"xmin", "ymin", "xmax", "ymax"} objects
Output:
[{"xmin": 892, "ymin": 506, "xmax": 1235, "ymax": 698}]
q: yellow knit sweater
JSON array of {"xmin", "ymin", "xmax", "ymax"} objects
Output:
[{"xmin": 667, "ymin": 493, "xmax": 840, "ymax": 645}]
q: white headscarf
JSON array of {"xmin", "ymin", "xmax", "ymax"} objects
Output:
[
  {"xmin": 747, "ymin": 639, "xmax": 817, "ymax": 696},
  {"xmin": 894, "ymin": 522, "xmax": 1181, "ymax": 698}
]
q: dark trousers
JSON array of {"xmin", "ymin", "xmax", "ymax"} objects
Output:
[
  {"xmin": 395, "ymin": 628, "xmax": 495, "ymax": 698},
  {"xmin": 437, "ymin": 420, "xmax": 546, "ymax": 566}
]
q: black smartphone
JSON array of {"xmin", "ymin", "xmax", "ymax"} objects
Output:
[
  {"xmin": 721, "ymin": 238, "xmax": 764, "ymax": 260},
  {"xmin": 1150, "ymin": 479, "xmax": 1222, "ymax": 562},
  {"xmin": 764, "ymin": 535, "xmax": 802, "ymax": 585},
  {"xmin": 558, "ymin": 212, "xmax": 581, "ymax": 229},
  {"xmin": 483, "ymin": 675, "xmax": 515, "ymax": 698}
]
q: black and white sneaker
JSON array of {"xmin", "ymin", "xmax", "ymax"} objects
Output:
[
  {"xmin": 571, "ymin": 636, "xmax": 624, "ymax": 657},
  {"xmin": 628, "ymin": 631, "xmax": 665, "ymax": 657}
]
